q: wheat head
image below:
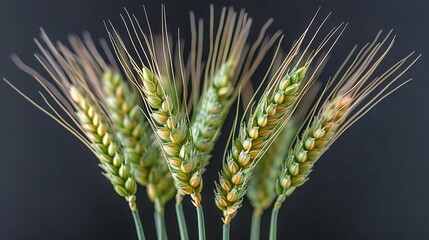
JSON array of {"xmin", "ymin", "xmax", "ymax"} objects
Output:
[
  {"xmin": 190, "ymin": 7, "xmax": 280, "ymax": 166},
  {"xmin": 274, "ymin": 32, "xmax": 419, "ymax": 208},
  {"xmin": 214, "ymin": 18, "xmax": 346, "ymax": 223},
  {"xmin": 70, "ymin": 86, "xmax": 138, "ymax": 208},
  {"xmin": 7, "ymin": 30, "xmax": 143, "ymax": 210},
  {"xmin": 103, "ymin": 71, "xmax": 154, "ymax": 184}
]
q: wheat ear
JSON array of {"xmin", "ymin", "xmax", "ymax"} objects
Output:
[
  {"xmin": 105, "ymin": 7, "xmax": 205, "ymax": 239},
  {"xmin": 269, "ymin": 32, "xmax": 419, "ymax": 240},
  {"xmin": 102, "ymin": 71, "xmax": 175, "ymax": 240},
  {"xmin": 103, "ymin": 71, "xmax": 155, "ymax": 185},
  {"xmin": 216, "ymin": 17, "xmax": 346, "ymax": 240},
  {"xmin": 138, "ymin": 67, "xmax": 204, "ymax": 201},
  {"xmin": 190, "ymin": 7, "xmax": 280, "ymax": 164},
  {"xmin": 106, "ymin": 7, "xmax": 206, "ymax": 207},
  {"xmin": 215, "ymin": 65, "xmax": 307, "ymax": 224},
  {"xmin": 69, "ymin": 86, "xmax": 138, "ymax": 203},
  {"xmin": 6, "ymin": 30, "xmax": 147, "ymax": 239}
]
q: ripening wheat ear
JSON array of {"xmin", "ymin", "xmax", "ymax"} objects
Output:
[
  {"xmin": 190, "ymin": 6, "xmax": 281, "ymax": 163},
  {"xmin": 103, "ymin": 71, "xmax": 176, "ymax": 240},
  {"xmin": 4, "ymin": 30, "xmax": 156, "ymax": 240},
  {"xmin": 215, "ymin": 15, "xmax": 346, "ymax": 228},
  {"xmin": 106, "ymin": 7, "xmax": 211, "ymax": 239},
  {"xmin": 71, "ymin": 33, "xmax": 177, "ymax": 239},
  {"xmin": 106, "ymin": 7, "xmax": 206, "ymax": 207},
  {"xmin": 11, "ymin": 31, "xmax": 140, "ymax": 208},
  {"xmin": 268, "ymin": 31, "xmax": 420, "ymax": 240}
]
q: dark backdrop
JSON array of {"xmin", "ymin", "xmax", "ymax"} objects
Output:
[{"xmin": 1, "ymin": 0, "xmax": 428, "ymax": 239}]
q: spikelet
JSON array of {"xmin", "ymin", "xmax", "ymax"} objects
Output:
[{"xmin": 274, "ymin": 32, "xmax": 419, "ymax": 208}]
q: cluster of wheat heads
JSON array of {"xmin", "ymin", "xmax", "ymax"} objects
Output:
[{"xmin": 4, "ymin": 5, "xmax": 419, "ymax": 240}]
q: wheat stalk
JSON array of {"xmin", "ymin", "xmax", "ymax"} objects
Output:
[{"xmin": 269, "ymin": 32, "xmax": 419, "ymax": 240}]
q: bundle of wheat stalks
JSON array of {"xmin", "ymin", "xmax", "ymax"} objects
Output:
[{"xmin": 4, "ymin": 5, "xmax": 419, "ymax": 240}]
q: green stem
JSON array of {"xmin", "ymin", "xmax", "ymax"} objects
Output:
[
  {"xmin": 154, "ymin": 212, "xmax": 160, "ymax": 239},
  {"xmin": 269, "ymin": 200, "xmax": 283, "ymax": 240},
  {"xmin": 175, "ymin": 197, "xmax": 189, "ymax": 240},
  {"xmin": 154, "ymin": 210, "xmax": 167, "ymax": 240},
  {"xmin": 154, "ymin": 199, "xmax": 167, "ymax": 240},
  {"xmin": 250, "ymin": 208, "xmax": 263, "ymax": 240},
  {"xmin": 160, "ymin": 212, "xmax": 167, "ymax": 240},
  {"xmin": 223, "ymin": 223, "xmax": 230, "ymax": 240},
  {"xmin": 131, "ymin": 209, "xmax": 146, "ymax": 240},
  {"xmin": 269, "ymin": 208, "xmax": 279, "ymax": 240},
  {"xmin": 196, "ymin": 205, "xmax": 206, "ymax": 240}
]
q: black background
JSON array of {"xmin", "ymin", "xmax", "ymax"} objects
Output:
[{"xmin": 1, "ymin": 0, "xmax": 428, "ymax": 239}]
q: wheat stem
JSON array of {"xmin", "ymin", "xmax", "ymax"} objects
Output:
[
  {"xmin": 175, "ymin": 198, "xmax": 189, "ymax": 240},
  {"xmin": 222, "ymin": 223, "xmax": 230, "ymax": 240},
  {"xmin": 268, "ymin": 206, "xmax": 280, "ymax": 240},
  {"xmin": 132, "ymin": 209, "xmax": 146, "ymax": 240},
  {"xmin": 154, "ymin": 209, "xmax": 166, "ymax": 240},
  {"xmin": 154, "ymin": 198, "xmax": 167, "ymax": 240},
  {"xmin": 196, "ymin": 205, "xmax": 206, "ymax": 240},
  {"xmin": 250, "ymin": 208, "xmax": 263, "ymax": 240},
  {"xmin": 160, "ymin": 214, "xmax": 168, "ymax": 240},
  {"xmin": 154, "ymin": 211, "xmax": 160, "ymax": 240}
]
